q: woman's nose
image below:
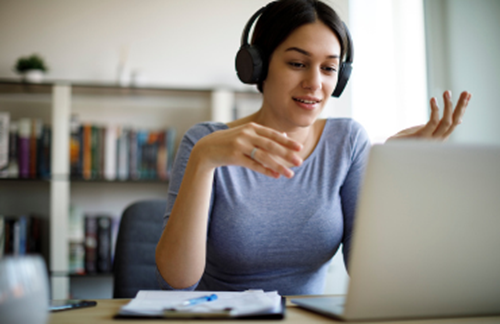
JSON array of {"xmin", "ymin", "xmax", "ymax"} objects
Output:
[{"xmin": 301, "ymin": 68, "xmax": 322, "ymax": 91}]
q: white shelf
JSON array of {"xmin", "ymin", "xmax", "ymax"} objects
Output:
[{"xmin": 0, "ymin": 79, "xmax": 262, "ymax": 299}]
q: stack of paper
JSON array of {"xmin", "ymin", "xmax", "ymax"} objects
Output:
[{"xmin": 118, "ymin": 290, "xmax": 283, "ymax": 319}]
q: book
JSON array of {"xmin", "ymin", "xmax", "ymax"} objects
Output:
[
  {"xmin": 0, "ymin": 112, "xmax": 9, "ymax": 171},
  {"xmin": 82, "ymin": 124, "xmax": 92, "ymax": 180},
  {"xmin": 6, "ymin": 122, "xmax": 19, "ymax": 178},
  {"xmin": 69, "ymin": 116, "xmax": 82, "ymax": 178},
  {"xmin": 96, "ymin": 215, "xmax": 112, "ymax": 273},
  {"xmin": 84, "ymin": 216, "xmax": 98, "ymax": 273},
  {"xmin": 91, "ymin": 125, "xmax": 100, "ymax": 179},
  {"xmin": 104, "ymin": 125, "xmax": 117, "ymax": 180},
  {"xmin": 18, "ymin": 118, "xmax": 31, "ymax": 178},
  {"xmin": 157, "ymin": 130, "xmax": 168, "ymax": 180},
  {"xmin": 1, "ymin": 215, "xmax": 43, "ymax": 256},
  {"xmin": 117, "ymin": 127, "xmax": 130, "ymax": 180},
  {"xmin": 128, "ymin": 129, "xmax": 138, "ymax": 180},
  {"xmin": 38, "ymin": 126, "xmax": 51, "ymax": 179},
  {"xmin": 29, "ymin": 119, "xmax": 43, "ymax": 179},
  {"xmin": 69, "ymin": 242, "xmax": 85, "ymax": 274},
  {"xmin": 166, "ymin": 128, "xmax": 176, "ymax": 178}
]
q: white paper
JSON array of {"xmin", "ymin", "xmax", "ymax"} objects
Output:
[{"xmin": 119, "ymin": 290, "xmax": 281, "ymax": 317}]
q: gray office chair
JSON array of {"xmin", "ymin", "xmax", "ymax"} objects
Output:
[{"xmin": 113, "ymin": 199, "xmax": 167, "ymax": 298}]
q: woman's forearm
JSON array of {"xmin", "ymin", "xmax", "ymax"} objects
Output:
[{"xmin": 155, "ymin": 145, "xmax": 215, "ymax": 289}]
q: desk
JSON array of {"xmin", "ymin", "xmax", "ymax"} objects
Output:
[{"xmin": 48, "ymin": 297, "xmax": 500, "ymax": 324}]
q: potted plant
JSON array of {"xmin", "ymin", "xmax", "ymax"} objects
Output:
[{"xmin": 14, "ymin": 54, "xmax": 49, "ymax": 83}]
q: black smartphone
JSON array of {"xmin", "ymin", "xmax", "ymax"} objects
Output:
[{"xmin": 49, "ymin": 299, "xmax": 97, "ymax": 312}]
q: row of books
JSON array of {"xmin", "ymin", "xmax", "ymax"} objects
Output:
[
  {"xmin": 0, "ymin": 215, "xmax": 43, "ymax": 258},
  {"xmin": 70, "ymin": 119, "xmax": 176, "ymax": 181},
  {"xmin": 68, "ymin": 206, "xmax": 120, "ymax": 274},
  {"xmin": 0, "ymin": 112, "xmax": 177, "ymax": 181},
  {"xmin": 0, "ymin": 113, "xmax": 51, "ymax": 179}
]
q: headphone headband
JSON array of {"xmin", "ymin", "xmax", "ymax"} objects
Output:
[{"xmin": 240, "ymin": 6, "xmax": 268, "ymax": 47}]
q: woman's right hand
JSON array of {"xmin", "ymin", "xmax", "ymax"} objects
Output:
[{"xmin": 192, "ymin": 122, "xmax": 303, "ymax": 179}]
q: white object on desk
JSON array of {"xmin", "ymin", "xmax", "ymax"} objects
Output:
[{"xmin": 119, "ymin": 290, "xmax": 281, "ymax": 317}]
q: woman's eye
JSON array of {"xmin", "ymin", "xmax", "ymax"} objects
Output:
[
  {"xmin": 289, "ymin": 62, "xmax": 305, "ymax": 68},
  {"xmin": 322, "ymin": 66, "xmax": 337, "ymax": 73}
]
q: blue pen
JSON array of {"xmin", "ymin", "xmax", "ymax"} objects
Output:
[{"xmin": 180, "ymin": 294, "xmax": 218, "ymax": 307}]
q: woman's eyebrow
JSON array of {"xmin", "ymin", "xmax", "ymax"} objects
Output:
[{"xmin": 285, "ymin": 46, "xmax": 339, "ymax": 59}]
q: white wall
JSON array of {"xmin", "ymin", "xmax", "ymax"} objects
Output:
[
  {"xmin": 424, "ymin": 0, "xmax": 500, "ymax": 145},
  {"xmin": 0, "ymin": 0, "xmax": 347, "ymax": 90}
]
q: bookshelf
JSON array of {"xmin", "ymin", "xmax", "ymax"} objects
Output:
[{"xmin": 0, "ymin": 79, "xmax": 261, "ymax": 299}]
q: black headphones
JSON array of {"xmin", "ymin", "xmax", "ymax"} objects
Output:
[{"xmin": 235, "ymin": 5, "xmax": 354, "ymax": 98}]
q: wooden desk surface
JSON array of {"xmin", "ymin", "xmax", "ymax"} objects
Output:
[{"xmin": 48, "ymin": 297, "xmax": 500, "ymax": 324}]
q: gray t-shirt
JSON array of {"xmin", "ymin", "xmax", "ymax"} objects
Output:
[{"xmin": 156, "ymin": 118, "xmax": 371, "ymax": 295}]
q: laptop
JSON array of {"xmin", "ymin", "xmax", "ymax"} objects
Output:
[{"xmin": 292, "ymin": 141, "xmax": 500, "ymax": 321}]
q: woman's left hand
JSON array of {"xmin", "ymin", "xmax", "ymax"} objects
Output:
[{"xmin": 388, "ymin": 90, "xmax": 472, "ymax": 141}]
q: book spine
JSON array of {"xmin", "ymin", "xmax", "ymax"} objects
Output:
[
  {"xmin": 29, "ymin": 119, "xmax": 42, "ymax": 179},
  {"xmin": 69, "ymin": 242, "xmax": 85, "ymax": 274},
  {"xmin": 91, "ymin": 126, "xmax": 99, "ymax": 179},
  {"xmin": 157, "ymin": 130, "xmax": 167, "ymax": 180},
  {"xmin": 18, "ymin": 216, "xmax": 27, "ymax": 255},
  {"xmin": 151, "ymin": 133, "xmax": 159, "ymax": 179},
  {"xmin": 18, "ymin": 118, "xmax": 31, "ymax": 179},
  {"xmin": 84, "ymin": 216, "xmax": 98, "ymax": 273},
  {"xmin": 129, "ymin": 129, "xmax": 137, "ymax": 180},
  {"xmin": 104, "ymin": 125, "xmax": 117, "ymax": 180},
  {"xmin": 7, "ymin": 122, "xmax": 19, "ymax": 178},
  {"xmin": 100, "ymin": 127, "xmax": 105, "ymax": 179},
  {"xmin": 70, "ymin": 118, "xmax": 82, "ymax": 178},
  {"xmin": 39, "ymin": 126, "xmax": 51, "ymax": 179},
  {"xmin": 96, "ymin": 216, "xmax": 112, "ymax": 273},
  {"xmin": 166, "ymin": 128, "xmax": 176, "ymax": 179},
  {"xmin": 0, "ymin": 112, "xmax": 9, "ymax": 171},
  {"xmin": 117, "ymin": 128, "xmax": 129, "ymax": 180},
  {"xmin": 83, "ymin": 124, "xmax": 92, "ymax": 180},
  {"xmin": 68, "ymin": 205, "xmax": 85, "ymax": 274}
]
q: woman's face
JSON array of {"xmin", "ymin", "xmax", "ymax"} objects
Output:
[{"xmin": 261, "ymin": 21, "xmax": 341, "ymax": 129}]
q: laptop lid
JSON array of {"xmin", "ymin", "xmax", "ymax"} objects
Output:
[{"xmin": 342, "ymin": 142, "xmax": 500, "ymax": 321}]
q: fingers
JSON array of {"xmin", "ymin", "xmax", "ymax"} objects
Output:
[
  {"xmin": 416, "ymin": 97, "xmax": 441, "ymax": 137},
  {"xmin": 233, "ymin": 123, "xmax": 303, "ymax": 179},
  {"xmin": 432, "ymin": 91, "xmax": 454, "ymax": 137},
  {"xmin": 253, "ymin": 123, "xmax": 303, "ymax": 151},
  {"xmin": 439, "ymin": 91, "xmax": 469, "ymax": 139},
  {"xmin": 244, "ymin": 147, "xmax": 295, "ymax": 178},
  {"xmin": 252, "ymin": 135, "xmax": 302, "ymax": 167},
  {"xmin": 419, "ymin": 90, "xmax": 471, "ymax": 140},
  {"xmin": 239, "ymin": 154, "xmax": 281, "ymax": 179}
]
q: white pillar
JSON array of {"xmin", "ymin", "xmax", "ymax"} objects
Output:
[{"xmin": 50, "ymin": 84, "xmax": 71, "ymax": 299}]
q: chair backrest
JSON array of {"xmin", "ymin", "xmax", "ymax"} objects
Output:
[{"xmin": 113, "ymin": 199, "xmax": 166, "ymax": 298}]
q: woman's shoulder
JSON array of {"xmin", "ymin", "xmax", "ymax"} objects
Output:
[
  {"xmin": 324, "ymin": 117, "xmax": 364, "ymax": 131},
  {"xmin": 324, "ymin": 118, "xmax": 367, "ymax": 137},
  {"xmin": 183, "ymin": 121, "xmax": 229, "ymax": 143},
  {"xmin": 322, "ymin": 117, "xmax": 370, "ymax": 149}
]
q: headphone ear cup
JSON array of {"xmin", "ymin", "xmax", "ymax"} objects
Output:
[
  {"xmin": 332, "ymin": 62, "xmax": 352, "ymax": 97},
  {"xmin": 235, "ymin": 45, "xmax": 264, "ymax": 84}
]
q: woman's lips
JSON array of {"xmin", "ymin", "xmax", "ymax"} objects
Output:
[{"xmin": 293, "ymin": 97, "xmax": 321, "ymax": 110}]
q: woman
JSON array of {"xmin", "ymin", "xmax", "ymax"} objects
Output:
[{"xmin": 155, "ymin": 0, "xmax": 471, "ymax": 295}]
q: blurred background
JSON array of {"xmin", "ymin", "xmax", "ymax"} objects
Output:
[{"xmin": 0, "ymin": 0, "xmax": 499, "ymax": 299}]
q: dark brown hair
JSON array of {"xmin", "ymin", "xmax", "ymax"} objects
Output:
[{"xmin": 251, "ymin": 0, "xmax": 349, "ymax": 92}]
